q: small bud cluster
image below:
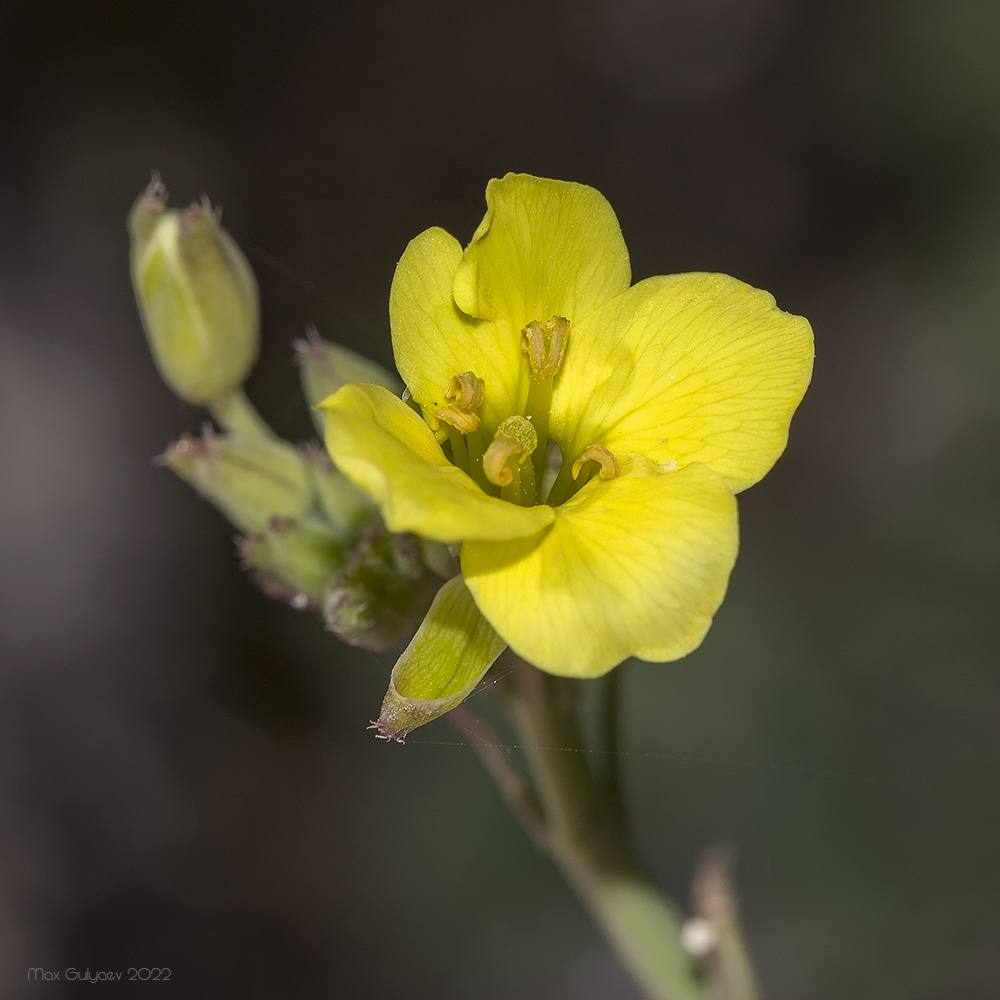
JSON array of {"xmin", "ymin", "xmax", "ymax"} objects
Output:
[{"xmin": 131, "ymin": 175, "xmax": 453, "ymax": 653}]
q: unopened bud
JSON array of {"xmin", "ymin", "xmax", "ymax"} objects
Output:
[
  {"xmin": 304, "ymin": 444, "xmax": 378, "ymax": 543},
  {"xmin": 163, "ymin": 429, "xmax": 312, "ymax": 534},
  {"xmin": 240, "ymin": 517, "xmax": 344, "ymax": 607},
  {"xmin": 128, "ymin": 175, "xmax": 259, "ymax": 405},
  {"xmin": 322, "ymin": 529, "xmax": 440, "ymax": 653},
  {"xmin": 294, "ymin": 327, "xmax": 402, "ymax": 434}
]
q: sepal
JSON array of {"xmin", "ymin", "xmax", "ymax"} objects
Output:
[
  {"xmin": 304, "ymin": 444, "xmax": 379, "ymax": 543},
  {"xmin": 373, "ymin": 576, "xmax": 506, "ymax": 742},
  {"xmin": 295, "ymin": 327, "xmax": 402, "ymax": 434},
  {"xmin": 163, "ymin": 429, "xmax": 312, "ymax": 533},
  {"xmin": 240, "ymin": 516, "xmax": 344, "ymax": 607}
]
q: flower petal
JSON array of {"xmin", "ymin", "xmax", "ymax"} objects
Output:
[
  {"xmin": 320, "ymin": 383, "xmax": 553, "ymax": 543},
  {"xmin": 452, "ymin": 173, "xmax": 632, "ymax": 329},
  {"xmin": 552, "ymin": 274, "xmax": 814, "ymax": 493},
  {"xmin": 389, "ymin": 226, "xmax": 524, "ymax": 430},
  {"xmin": 462, "ymin": 456, "xmax": 738, "ymax": 677}
]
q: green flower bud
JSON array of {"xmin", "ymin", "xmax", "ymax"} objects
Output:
[
  {"xmin": 163, "ymin": 429, "xmax": 312, "ymax": 534},
  {"xmin": 304, "ymin": 444, "xmax": 378, "ymax": 543},
  {"xmin": 240, "ymin": 518, "xmax": 344, "ymax": 608},
  {"xmin": 128, "ymin": 175, "xmax": 259, "ymax": 405},
  {"xmin": 322, "ymin": 529, "xmax": 440, "ymax": 653},
  {"xmin": 294, "ymin": 327, "xmax": 402, "ymax": 434}
]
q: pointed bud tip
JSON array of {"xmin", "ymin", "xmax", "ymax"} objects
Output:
[
  {"xmin": 292, "ymin": 325, "xmax": 325, "ymax": 364},
  {"xmin": 127, "ymin": 172, "xmax": 168, "ymax": 243},
  {"xmin": 367, "ymin": 720, "xmax": 406, "ymax": 744},
  {"xmin": 160, "ymin": 429, "xmax": 217, "ymax": 470}
]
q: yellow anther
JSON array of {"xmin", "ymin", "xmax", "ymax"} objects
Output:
[
  {"xmin": 435, "ymin": 405, "xmax": 481, "ymax": 434},
  {"xmin": 445, "ymin": 371, "xmax": 485, "ymax": 411},
  {"xmin": 521, "ymin": 316, "xmax": 570, "ymax": 378},
  {"xmin": 571, "ymin": 445, "xmax": 619, "ymax": 482},
  {"xmin": 483, "ymin": 416, "xmax": 537, "ymax": 487}
]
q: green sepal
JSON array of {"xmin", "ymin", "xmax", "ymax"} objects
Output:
[
  {"xmin": 241, "ymin": 517, "xmax": 344, "ymax": 607},
  {"xmin": 304, "ymin": 445, "xmax": 379, "ymax": 543},
  {"xmin": 164, "ymin": 429, "xmax": 312, "ymax": 534},
  {"xmin": 374, "ymin": 576, "xmax": 506, "ymax": 742},
  {"xmin": 295, "ymin": 328, "xmax": 403, "ymax": 435}
]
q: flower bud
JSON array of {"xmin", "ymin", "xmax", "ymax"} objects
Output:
[
  {"xmin": 240, "ymin": 517, "xmax": 344, "ymax": 608},
  {"xmin": 294, "ymin": 327, "xmax": 402, "ymax": 434},
  {"xmin": 303, "ymin": 444, "xmax": 378, "ymax": 543},
  {"xmin": 128, "ymin": 176, "xmax": 259, "ymax": 405},
  {"xmin": 322, "ymin": 529, "xmax": 440, "ymax": 653},
  {"xmin": 163, "ymin": 429, "xmax": 312, "ymax": 534}
]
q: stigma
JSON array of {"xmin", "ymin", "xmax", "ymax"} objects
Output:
[{"xmin": 483, "ymin": 416, "xmax": 538, "ymax": 487}]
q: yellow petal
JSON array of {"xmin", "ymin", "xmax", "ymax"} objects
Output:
[
  {"xmin": 452, "ymin": 173, "xmax": 632, "ymax": 329},
  {"xmin": 375, "ymin": 575, "xmax": 507, "ymax": 741},
  {"xmin": 462, "ymin": 457, "xmax": 738, "ymax": 677},
  {"xmin": 552, "ymin": 273, "xmax": 814, "ymax": 493},
  {"xmin": 389, "ymin": 226, "xmax": 525, "ymax": 431},
  {"xmin": 320, "ymin": 383, "xmax": 553, "ymax": 543}
]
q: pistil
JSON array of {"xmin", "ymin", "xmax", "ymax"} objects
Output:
[
  {"xmin": 521, "ymin": 316, "xmax": 569, "ymax": 487},
  {"xmin": 483, "ymin": 416, "xmax": 538, "ymax": 506}
]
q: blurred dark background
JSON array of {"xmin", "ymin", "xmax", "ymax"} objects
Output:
[{"xmin": 1, "ymin": 0, "xmax": 998, "ymax": 997}]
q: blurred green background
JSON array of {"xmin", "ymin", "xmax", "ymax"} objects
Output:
[{"xmin": 1, "ymin": 0, "xmax": 998, "ymax": 997}]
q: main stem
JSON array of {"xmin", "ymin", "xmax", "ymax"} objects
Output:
[{"xmin": 508, "ymin": 659, "xmax": 706, "ymax": 1000}]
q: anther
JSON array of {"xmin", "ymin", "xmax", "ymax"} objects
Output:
[
  {"xmin": 434, "ymin": 405, "xmax": 481, "ymax": 434},
  {"xmin": 521, "ymin": 316, "xmax": 570, "ymax": 378},
  {"xmin": 445, "ymin": 371, "xmax": 485, "ymax": 410},
  {"xmin": 571, "ymin": 445, "xmax": 619, "ymax": 481},
  {"xmin": 483, "ymin": 416, "xmax": 538, "ymax": 487}
]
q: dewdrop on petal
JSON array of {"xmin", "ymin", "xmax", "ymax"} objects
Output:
[{"xmin": 128, "ymin": 175, "xmax": 260, "ymax": 405}]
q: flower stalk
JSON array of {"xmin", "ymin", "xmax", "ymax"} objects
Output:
[
  {"xmin": 208, "ymin": 386, "xmax": 277, "ymax": 441},
  {"xmin": 504, "ymin": 657, "xmax": 708, "ymax": 1000}
]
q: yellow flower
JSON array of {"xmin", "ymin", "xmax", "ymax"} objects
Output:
[{"xmin": 321, "ymin": 174, "xmax": 813, "ymax": 681}]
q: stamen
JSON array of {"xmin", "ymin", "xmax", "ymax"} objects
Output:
[
  {"xmin": 445, "ymin": 371, "xmax": 485, "ymax": 410},
  {"xmin": 521, "ymin": 316, "xmax": 570, "ymax": 378},
  {"xmin": 434, "ymin": 405, "xmax": 481, "ymax": 434},
  {"xmin": 483, "ymin": 416, "xmax": 538, "ymax": 488},
  {"xmin": 571, "ymin": 445, "xmax": 619, "ymax": 482}
]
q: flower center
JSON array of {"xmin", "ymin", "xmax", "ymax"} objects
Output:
[
  {"xmin": 483, "ymin": 416, "xmax": 537, "ymax": 505},
  {"xmin": 429, "ymin": 316, "xmax": 618, "ymax": 507}
]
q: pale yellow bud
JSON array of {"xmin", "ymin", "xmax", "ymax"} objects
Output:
[{"xmin": 128, "ymin": 176, "xmax": 259, "ymax": 405}]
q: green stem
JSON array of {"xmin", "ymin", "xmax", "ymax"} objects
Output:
[
  {"xmin": 446, "ymin": 425, "xmax": 469, "ymax": 474},
  {"xmin": 508, "ymin": 659, "xmax": 707, "ymax": 1000},
  {"xmin": 601, "ymin": 669, "xmax": 627, "ymax": 824},
  {"xmin": 209, "ymin": 387, "xmax": 276, "ymax": 440},
  {"xmin": 523, "ymin": 375, "xmax": 553, "ymax": 490}
]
